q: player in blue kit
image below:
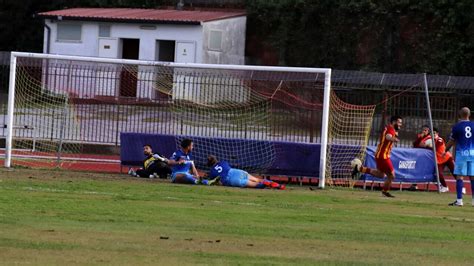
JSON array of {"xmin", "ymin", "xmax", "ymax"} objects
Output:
[
  {"xmin": 168, "ymin": 139, "xmax": 218, "ymax": 185},
  {"xmin": 206, "ymin": 155, "xmax": 285, "ymax": 189},
  {"xmin": 444, "ymin": 107, "xmax": 474, "ymax": 207}
]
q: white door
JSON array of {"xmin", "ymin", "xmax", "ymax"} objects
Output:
[
  {"xmin": 98, "ymin": 38, "xmax": 119, "ymax": 58},
  {"xmin": 175, "ymin": 41, "xmax": 196, "ymax": 63}
]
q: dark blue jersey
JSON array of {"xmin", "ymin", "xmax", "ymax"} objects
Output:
[
  {"xmin": 208, "ymin": 161, "xmax": 231, "ymax": 180},
  {"xmin": 450, "ymin": 120, "xmax": 474, "ymax": 161},
  {"xmin": 170, "ymin": 149, "xmax": 192, "ymax": 173}
]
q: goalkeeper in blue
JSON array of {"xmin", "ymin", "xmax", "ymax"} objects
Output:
[
  {"xmin": 444, "ymin": 107, "xmax": 474, "ymax": 207},
  {"xmin": 167, "ymin": 139, "xmax": 218, "ymax": 185},
  {"xmin": 206, "ymin": 155, "xmax": 286, "ymax": 190}
]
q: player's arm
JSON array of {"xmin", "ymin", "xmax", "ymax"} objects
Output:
[
  {"xmin": 444, "ymin": 139, "xmax": 455, "ymax": 154},
  {"xmin": 413, "ymin": 134, "xmax": 423, "ymax": 147},
  {"xmin": 443, "ymin": 129, "xmax": 456, "ymax": 156},
  {"xmin": 152, "ymin": 153, "xmax": 169, "ymax": 163},
  {"xmin": 385, "ymin": 133, "xmax": 399, "ymax": 143},
  {"xmin": 167, "ymin": 153, "xmax": 185, "ymax": 166},
  {"xmin": 190, "ymin": 161, "xmax": 199, "ymax": 178},
  {"xmin": 167, "ymin": 159, "xmax": 179, "ymax": 165},
  {"xmin": 418, "ymin": 139, "xmax": 433, "ymax": 148}
]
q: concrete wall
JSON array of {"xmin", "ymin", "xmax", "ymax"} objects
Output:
[
  {"xmin": 42, "ymin": 17, "xmax": 247, "ymax": 100},
  {"xmin": 202, "ymin": 16, "xmax": 246, "ymax": 65},
  {"xmin": 44, "ymin": 19, "xmax": 203, "ymax": 62}
]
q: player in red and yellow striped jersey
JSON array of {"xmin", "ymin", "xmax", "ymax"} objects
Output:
[{"xmin": 352, "ymin": 115, "xmax": 403, "ymax": 197}]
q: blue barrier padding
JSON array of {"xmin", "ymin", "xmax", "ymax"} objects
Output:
[
  {"xmin": 120, "ymin": 133, "xmax": 176, "ymax": 166},
  {"xmin": 269, "ymin": 142, "xmax": 320, "ymax": 177},
  {"xmin": 120, "ymin": 133, "xmax": 437, "ymax": 182},
  {"xmin": 120, "ymin": 133, "xmax": 320, "ymax": 177},
  {"xmin": 362, "ymin": 146, "xmax": 436, "ymax": 183}
]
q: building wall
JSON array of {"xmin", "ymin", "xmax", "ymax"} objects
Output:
[
  {"xmin": 202, "ymin": 16, "xmax": 246, "ymax": 65},
  {"xmin": 42, "ymin": 17, "xmax": 247, "ymax": 100},
  {"xmin": 44, "ymin": 19, "xmax": 203, "ymax": 62}
]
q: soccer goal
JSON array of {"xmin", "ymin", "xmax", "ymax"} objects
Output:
[
  {"xmin": 4, "ymin": 52, "xmax": 386, "ymax": 188},
  {"xmin": 5, "ymin": 53, "xmax": 331, "ymax": 186}
]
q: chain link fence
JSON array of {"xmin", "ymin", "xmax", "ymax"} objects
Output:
[{"xmin": 0, "ymin": 54, "xmax": 473, "ymax": 149}]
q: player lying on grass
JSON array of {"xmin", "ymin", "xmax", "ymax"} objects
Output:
[
  {"xmin": 206, "ymin": 155, "xmax": 285, "ymax": 190},
  {"xmin": 167, "ymin": 139, "xmax": 218, "ymax": 185},
  {"xmin": 128, "ymin": 144, "xmax": 171, "ymax": 179}
]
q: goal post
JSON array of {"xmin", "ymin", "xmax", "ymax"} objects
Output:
[
  {"xmin": 5, "ymin": 52, "xmax": 335, "ymax": 184},
  {"xmin": 5, "ymin": 52, "xmax": 17, "ymax": 168},
  {"xmin": 319, "ymin": 68, "xmax": 332, "ymax": 188}
]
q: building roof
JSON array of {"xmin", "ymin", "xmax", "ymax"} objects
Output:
[{"xmin": 38, "ymin": 8, "xmax": 246, "ymax": 25}]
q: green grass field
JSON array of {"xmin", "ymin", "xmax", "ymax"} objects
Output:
[{"xmin": 1, "ymin": 168, "xmax": 473, "ymax": 265}]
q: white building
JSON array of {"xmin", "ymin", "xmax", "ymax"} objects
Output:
[
  {"xmin": 37, "ymin": 8, "xmax": 248, "ymax": 100},
  {"xmin": 39, "ymin": 8, "xmax": 247, "ymax": 65}
]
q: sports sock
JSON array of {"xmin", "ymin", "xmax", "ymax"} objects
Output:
[
  {"xmin": 470, "ymin": 179, "xmax": 474, "ymax": 198},
  {"xmin": 255, "ymin": 183, "xmax": 266, "ymax": 189},
  {"xmin": 182, "ymin": 175, "xmax": 199, "ymax": 184},
  {"xmin": 262, "ymin": 179, "xmax": 280, "ymax": 188},
  {"xmin": 270, "ymin": 182, "xmax": 280, "ymax": 188},
  {"xmin": 439, "ymin": 176, "xmax": 447, "ymax": 187},
  {"xmin": 262, "ymin": 179, "xmax": 273, "ymax": 187},
  {"xmin": 456, "ymin": 179, "xmax": 464, "ymax": 200}
]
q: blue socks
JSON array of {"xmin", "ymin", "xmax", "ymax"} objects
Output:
[
  {"xmin": 456, "ymin": 179, "xmax": 463, "ymax": 200},
  {"xmin": 181, "ymin": 174, "xmax": 199, "ymax": 184},
  {"xmin": 471, "ymin": 179, "xmax": 474, "ymax": 198},
  {"xmin": 255, "ymin": 183, "xmax": 266, "ymax": 189}
]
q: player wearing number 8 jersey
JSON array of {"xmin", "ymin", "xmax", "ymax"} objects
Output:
[{"xmin": 445, "ymin": 107, "xmax": 474, "ymax": 207}]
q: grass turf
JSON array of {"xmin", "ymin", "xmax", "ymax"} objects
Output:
[{"xmin": 0, "ymin": 168, "xmax": 473, "ymax": 265}]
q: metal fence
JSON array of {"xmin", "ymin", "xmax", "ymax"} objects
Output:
[
  {"xmin": 0, "ymin": 52, "xmax": 9, "ymax": 140},
  {"xmin": 0, "ymin": 56, "xmax": 473, "ymax": 150}
]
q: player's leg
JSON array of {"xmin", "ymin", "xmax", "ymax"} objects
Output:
[
  {"xmin": 444, "ymin": 157, "xmax": 460, "ymax": 193},
  {"xmin": 351, "ymin": 159, "xmax": 386, "ymax": 179},
  {"xmin": 378, "ymin": 159, "xmax": 395, "ymax": 197},
  {"xmin": 222, "ymin": 169, "xmax": 250, "ymax": 188},
  {"xmin": 468, "ymin": 161, "xmax": 474, "ymax": 207},
  {"xmin": 149, "ymin": 162, "xmax": 171, "ymax": 179},
  {"xmin": 172, "ymin": 172, "xmax": 201, "ymax": 185},
  {"xmin": 128, "ymin": 167, "xmax": 137, "ymax": 177},
  {"xmin": 136, "ymin": 168, "xmax": 152, "ymax": 178},
  {"xmin": 247, "ymin": 174, "xmax": 285, "ymax": 190},
  {"xmin": 470, "ymin": 175, "xmax": 474, "ymax": 207},
  {"xmin": 437, "ymin": 163, "xmax": 449, "ymax": 192},
  {"xmin": 382, "ymin": 171, "xmax": 395, "ymax": 197},
  {"xmin": 449, "ymin": 160, "xmax": 467, "ymax": 206},
  {"xmin": 358, "ymin": 158, "xmax": 387, "ymax": 179},
  {"xmin": 360, "ymin": 167, "xmax": 386, "ymax": 178},
  {"xmin": 189, "ymin": 161, "xmax": 200, "ymax": 178}
]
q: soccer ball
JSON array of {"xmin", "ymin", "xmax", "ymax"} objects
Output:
[{"xmin": 350, "ymin": 158, "xmax": 362, "ymax": 169}]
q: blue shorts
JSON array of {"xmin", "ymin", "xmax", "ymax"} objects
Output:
[
  {"xmin": 171, "ymin": 172, "xmax": 195, "ymax": 183},
  {"xmin": 222, "ymin": 169, "xmax": 249, "ymax": 188},
  {"xmin": 453, "ymin": 159, "xmax": 474, "ymax": 177}
]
